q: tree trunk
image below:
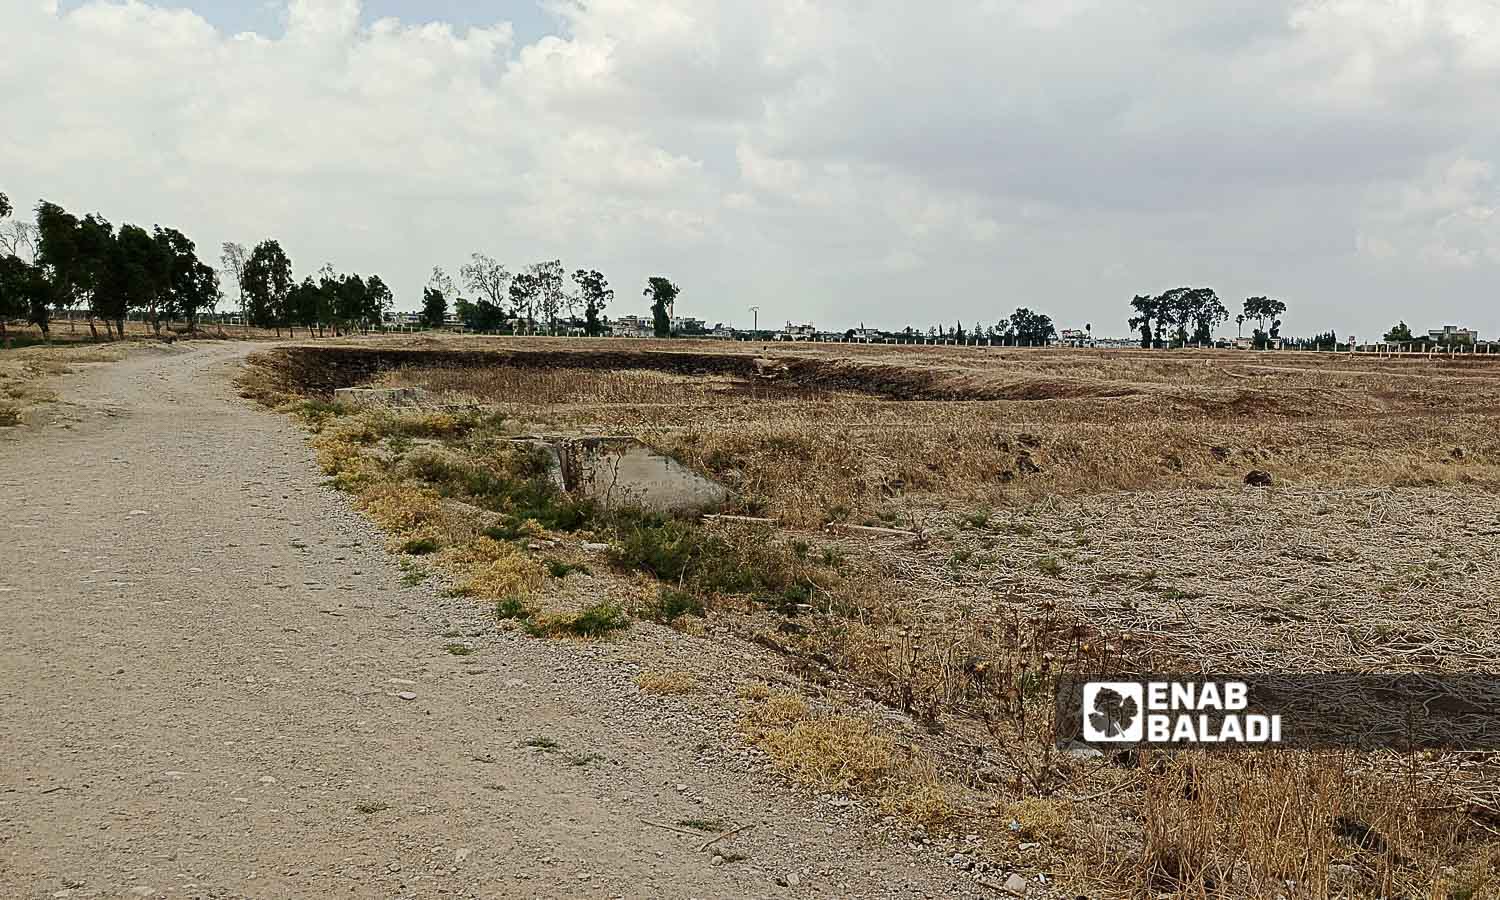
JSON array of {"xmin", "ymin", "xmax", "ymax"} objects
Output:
[
  {"xmin": 115, "ymin": 317, "xmax": 125, "ymax": 339},
  {"xmin": 87, "ymin": 317, "xmax": 99, "ymax": 341}
]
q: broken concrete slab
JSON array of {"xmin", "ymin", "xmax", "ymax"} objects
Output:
[{"xmin": 332, "ymin": 387, "xmax": 427, "ymax": 409}]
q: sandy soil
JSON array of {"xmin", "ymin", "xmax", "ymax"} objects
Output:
[{"xmin": 0, "ymin": 343, "xmax": 985, "ymax": 900}]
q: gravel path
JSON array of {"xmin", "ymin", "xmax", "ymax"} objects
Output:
[{"xmin": 0, "ymin": 343, "xmax": 984, "ymax": 900}]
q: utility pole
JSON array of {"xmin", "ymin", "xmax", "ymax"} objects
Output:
[{"xmin": 748, "ymin": 306, "xmax": 759, "ymax": 335}]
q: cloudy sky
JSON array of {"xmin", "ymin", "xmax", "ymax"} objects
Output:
[{"xmin": 5, "ymin": 0, "xmax": 1499, "ymax": 338}]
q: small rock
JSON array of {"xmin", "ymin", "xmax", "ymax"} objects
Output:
[
  {"xmin": 128, "ymin": 887, "xmax": 155, "ymax": 897},
  {"xmin": 711, "ymin": 855, "xmax": 724, "ymax": 866},
  {"xmin": 581, "ymin": 542, "xmax": 610, "ymax": 552},
  {"xmin": 785, "ymin": 872, "xmax": 801, "ymax": 886},
  {"xmin": 396, "ymin": 691, "xmax": 417, "ymax": 701},
  {"xmin": 454, "ymin": 848, "xmax": 472, "ymax": 865},
  {"xmin": 1244, "ymin": 469, "xmax": 1273, "ymax": 487},
  {"xmin": 1064, "ymin": 744, "xmax": 1103, "ymax": 760},
  {"xmin": 258, "ymin": 776, "xmax": 278, "ymax": 785},
  {"xmin": 1003, "ymin": 872, "xmax": 1027, "ymax": 895},
  {"xmin": 1018, "ymin": 842, "xmax": 1040, "ymax": 851}
]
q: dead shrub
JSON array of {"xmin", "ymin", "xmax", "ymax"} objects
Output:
[{"xmin": 636, "ymin": 670, "xmax": 698, "ymax": 695}]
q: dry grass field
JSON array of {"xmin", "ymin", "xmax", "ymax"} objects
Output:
[{"xmin": 241, "ymin": 336, "xmax": 1500, "ymax": 899}]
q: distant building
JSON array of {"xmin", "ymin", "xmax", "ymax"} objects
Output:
[
  {"xmin": 670, "ymin": 315, "xmax": 707, "ymax": 335},
  {"xmin": 1058, "ymin": 328, "xmax": 1089, "ymax": 347},
  {"xmin": 1428, "ymin": 325, "xmax": 1479, "ymax": 345},
  {"xmin": 775, "ymin": 322, "xmax": 817, "ymax": 341},
  {"xmin": 611, "ymin": 314, "xmax": 655, "ymax": 338}
]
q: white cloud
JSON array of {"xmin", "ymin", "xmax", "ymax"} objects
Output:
[{"xmin": 2, "ymin": 0, "xmax": 1499, "ymax": 338}]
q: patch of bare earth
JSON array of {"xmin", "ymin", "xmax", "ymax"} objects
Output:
[{"xmin": 238, "ymin": 338, "xmax": 1500, "ymax": 899}]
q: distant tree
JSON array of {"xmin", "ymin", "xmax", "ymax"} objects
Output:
[
  {"xmin": 1008, "ymin": 307, "xmax": 1056, "ymax": 345},
  {"xmin": 152, "ymin": 226, "xmax": 201, "ymax": 333},
  {"xmin": 176, "ymin": 260, "xmax": 219, "ymax": 331},
  {"xmin": 284, "ymin": 276, "xmax": 322, "ymax": 336},
  {"xmin": 421, "ymin": 286, "xmax": 448, "ymax": 329},
  {"xmin": 1127, "ymin": 293, "xmax": 1159, "ymax": 348},
  {"xmin": 365, "ymin": 275, "xmax": 393, "ymax": 330},
  {"xmin": 0, "ymin": 193, "xmax": 37, "ymax": 262},
  {"xmin": 529, "ymin": 260, "xmax": 568, "ymax": 334},
  {"xmin": 221, "ymin": 242, "xmax": 249, "ymax": 323},
  {"xmin": 1243, "ymin": 296, "xmax": 1287, "ymax": 349},
  {"xmin": 34, "ymin": 202, "xmax": 88, "ymax": 337},
  {"xmin": 572, "ymin": 269, "xmax": 613, "ymax": 336},
  {"xmin": 1384, "ymin": 321, "xmax": 1414, "ymax": 342},
  {"xmin": 989, "ymin": 317, "xmax": 1009, "ymax": 344},
  {"xmin": 1309, "ymin": 330, "xmax": 1338, "ymax": 351},
  {"xmin": 507, "ymin": 272, "xmax": 539, "ymax": 332},
  {"xmin": 644, "ymin": 277, "xmax": 679, "ymax": 338},
  {"xmin": 1235, "ymin": 314, "xmax": 1246, "ymax": 338},
  {"xmin": 108, "ymin": 224, "xmax": 164, "ymax": 338},
  {"xmin": 460, "ymin": 253, "xmax": 510, "ymax": 330},
  {"xmin": 243, "ymin": 240, "xmax": 293, "ymax": 334},
  {"xmin": 1185, "ymin": 288, "xmax": 1227, "ymax": 345},
  {"xmin": 0, "ymin": 255, "xmax": 48, "ymax": 346}
]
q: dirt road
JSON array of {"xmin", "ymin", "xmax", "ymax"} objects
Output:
[{"xmin": 0, "ymin": 343, "xmax": 977, "ymax": 899}]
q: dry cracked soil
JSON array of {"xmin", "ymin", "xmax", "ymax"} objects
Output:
[{"xmin": 0, "ymin": 342, "xmax": 985, "ymax": 900}]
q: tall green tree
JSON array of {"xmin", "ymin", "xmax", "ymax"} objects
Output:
[
  {"xmin": 421, "ymin": 287, "xmax": 448, "ymax": 328},
  {"xmin": 508, "ymin": 272, "xmax": 539, "ymax": 332},
  {"xmin": 34, "ymin": 202, "xmax": 87, "ymax": 338},
  {"xmin": 1243, "ymin": 296, "xmax": 1287, "ymax": 348},
  {"xmin": 152, "ymin": 226, "xmax": 199, "ymax": 333},
  {"xmin": 365, "ymin": 275, "xmax": 393, "ymax": 330},
  {"xmin": 243, "ymin": 240, "xmax": 293, "ymax": 334},
  {"xmin": 1128, "ymin": 293, "xmax": 1159, "ymax": 348},
  {"xmin": 174, "ymin": 260, "xmax": 219, "ymax": 331},
  {"xmin": 529, "ymin": 260, "xmax": 569, "ymax": 334},
  {"xmin": 1008, "ymin": 307, "xmax": 1056, "ymax": 345},
  {"xmin": 572, "ymin": 269, "xmax": 612, "ymax": 336},
  {"xmin": 106, "ymin": 224, "xmax": 164, "ymax": 338},
  {"xmin": 0, "ymin": 255, "xmax": 49, "ymax": 346},
  {"xmin": 1185, "ymin": 287, "xmax": 1227, "ymax": 345},
  {"xmin": 423, "ymin": 267, "xmax": 453, "ymax": 329},
  {"xmin": 644, "ymin": 277, "xmax": 679, "ymax": 338},
  {"xmin": 1384, "ymin": 321, "xmax": 1414, "ymax": 342},
  {"xmin": 285, "ymin": 276, "xmax": 323, "ymax": 336}
]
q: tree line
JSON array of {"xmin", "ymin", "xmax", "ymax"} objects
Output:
[
  {"xmin": 421, "ymin": 253, "xmax": 681, "ymax": 338},
  {"xmin": 1129, "ymin": 288, "xmax": 1287, "ymax": 348},
  {"xmin": 878, "ymin": 307, "xmax": 1060, "ymax": 344},
  {"xmin": 0, "ymin": 192, "xmax": 220, "ymax": 344},
  {"xmin": 220, "ymin": 239, "xmax": 392, "ymax": 337}
]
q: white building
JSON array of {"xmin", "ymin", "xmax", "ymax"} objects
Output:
[
  {"xmin": 775, "ymin": 322, "xmax": 817, "ymax": 341},
  {"xmin": 1428, "ymin": 325, "xmax": 1479, "ymax": 345}
]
